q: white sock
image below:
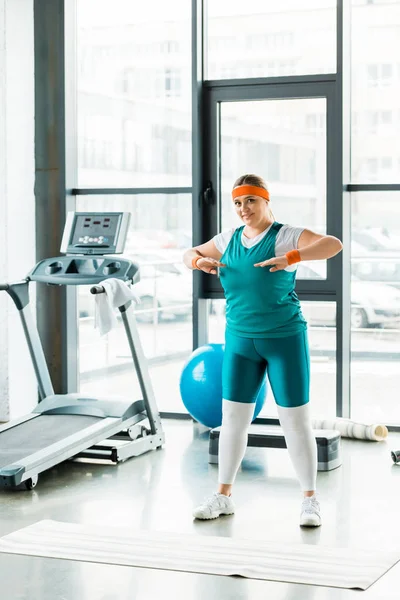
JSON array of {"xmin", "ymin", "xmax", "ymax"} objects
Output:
[
  {"xmin": 277, "ymin": 403, "xmax": 317, "ymax": 492},
  {"xmin": 218, "ymin": 399, "xmax": 255, "ymax": 485}
]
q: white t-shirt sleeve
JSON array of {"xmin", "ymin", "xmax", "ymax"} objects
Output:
[
  {"xmin": 275, "ymin": 224, "xmax": 305, "ymax": 253},
  {"xmin": 212, "ymin": 228, "xmax": 236, "ymax": 254},
  {"xmin": 275, "ymin": 224, "xmax": 305, "ymax": 272}
]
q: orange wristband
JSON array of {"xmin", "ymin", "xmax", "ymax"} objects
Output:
[
  {"xmin": 191, "ymin": 256, "xmax": 202, "ymax": 270},
  {"xmin": 285, "ymin": 249, "xmax": 301, "ymax": 265}
]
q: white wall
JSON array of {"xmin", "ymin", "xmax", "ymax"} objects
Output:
[{"xmin": 0, "ymin": 0, "xmax": 36, "ymax": 420}]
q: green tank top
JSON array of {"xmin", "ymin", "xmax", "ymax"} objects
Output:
[{"xmin": 219, "ymin": 223, "xmax": 307, "ymax": 338}]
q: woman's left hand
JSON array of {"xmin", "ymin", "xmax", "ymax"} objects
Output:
[{"xmin": 254, "ymin": 255, "xmax": 288, "ymax": 272}]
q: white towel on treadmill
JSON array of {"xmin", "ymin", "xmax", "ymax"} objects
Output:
[{"xmin": 94, "ymin": 278, "xmax": 140, "ymax": 336}]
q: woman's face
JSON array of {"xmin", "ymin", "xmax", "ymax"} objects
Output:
[{"xmin": 233, "ymin": 194, "xmax": 270, "ymax": 226}]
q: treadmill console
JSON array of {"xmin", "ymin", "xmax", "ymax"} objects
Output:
[
  {"xmin": 27, "ymin": 211, "xmax": 139, "ymax": 285},
  {"xmin": 60, "ymin": 212, "xmax": 131, "ymax": 255}
]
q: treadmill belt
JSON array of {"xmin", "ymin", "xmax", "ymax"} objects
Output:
[{"xmin": 0, "ymin": 414, "xmax": 102, "ymax": 468}]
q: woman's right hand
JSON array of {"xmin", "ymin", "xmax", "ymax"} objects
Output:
[{"xmin": 196, "ymin": 257, "xmax": 226, "ymax": 275}]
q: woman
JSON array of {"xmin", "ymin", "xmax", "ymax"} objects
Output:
[{"xmin": 183, "ymin": 174, "xmax": 342, "ymax": 527}]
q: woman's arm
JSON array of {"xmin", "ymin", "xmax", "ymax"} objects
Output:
[
  {"xmin": 254, "ymin": 229, "xmax": 343, "ymax": 271},
  {"xmin": 297, "ymin": 230, "xmax": 343, "ymax": 261},
  {"xmin": 183, "ymin": 239, "xmax": 225, "ymax": 275}
]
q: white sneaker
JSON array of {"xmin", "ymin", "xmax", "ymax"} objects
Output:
[
  {"xmin": 193, "ymin": 492, "xmax": 235, "ymax": 520},
  {"xmin": 300, "ymin": 495, "xmax": 321, "ymax": 527}
]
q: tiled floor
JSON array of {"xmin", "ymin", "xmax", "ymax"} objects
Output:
[{"xmin": 1, "ymin": 419, "xmax": 400, "ymax": 599}]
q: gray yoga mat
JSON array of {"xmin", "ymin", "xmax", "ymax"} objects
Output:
[{"xmin": 0, "ymin": 520, "xmax": 398, "ymax": 590}]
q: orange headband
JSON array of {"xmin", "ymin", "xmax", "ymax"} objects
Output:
[{"xmin": 232, "ymin": 185, "xmax": 270, "ymax": 201}]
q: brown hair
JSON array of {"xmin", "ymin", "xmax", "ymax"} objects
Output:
[
  {"xmin": 232, "ymin": 174, "xmax": 275, "ymax": 221},
  {"xmin": 233, "ymin": 173, "xmax": 268, "ymax": 190}
]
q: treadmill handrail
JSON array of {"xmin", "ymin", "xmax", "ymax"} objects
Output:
[
  {"xmin": 0, "ymin": 281, "xmax": 55, "ymax": 398},
  {"xmin": 118, "ymin": 302, "xmax": 163, "ymax": 437},
  {"xmin": 0, "ymin": 280, "xmax": 25, "ymax": 289},
  {"xmin": 90, "ymin": 285, "xmax": 105, "ymax": 295},
  {"xmin": 87, "ymin": 285, "xmax": 162, "ymax": 435}
]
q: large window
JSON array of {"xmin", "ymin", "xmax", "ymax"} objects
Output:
[
  {"xmin": 66, "ymin": 0, "xmax": 400, "ymax": 426},
  {"xmin": 75, "ymin": 1, "xmax": 193, "ymax": 413},
  {"xmin": 77, "ymin": 0, "xmax": 191, "ymax": 187},
  {"xmin": 351, "ymin": 1, "xmax": 400, "ymax": 182},
  {"xmin": 206, "ymin": 0, "xmax": 337, "ymax": 80},
  {"xmin": 349, "ymin": 0, "xmax": 400, "ymax": 425},
  {"xmin": 350, "ymin": 192, "xmax": 400, "ymax": 423}
]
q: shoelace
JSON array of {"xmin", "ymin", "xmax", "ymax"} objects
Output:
[
  {"xmin": 302, "ymin": 497, "xmax": 320, "ymax": 514},
  {"xmin": 200, "ymin": 492, "xmax": 220, "ymax": 507}
]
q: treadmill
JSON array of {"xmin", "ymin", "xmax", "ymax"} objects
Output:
[{"xmin": 0, "ymin": 211, "xmax": 165, "ymax": 490}]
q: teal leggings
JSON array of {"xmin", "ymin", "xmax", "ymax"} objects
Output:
[{"xmin": 222, "ymin": 330, "xmax": 310, "ymax": 408}]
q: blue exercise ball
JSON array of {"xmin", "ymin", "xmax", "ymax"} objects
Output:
[{"xmin": 180, "ymin": 343, "xmax": 267, "ymax": 429}]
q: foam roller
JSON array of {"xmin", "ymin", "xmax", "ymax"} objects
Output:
[{"xmin": 312, "ymin": 418, "xmax": 388, "ymax": 442}]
